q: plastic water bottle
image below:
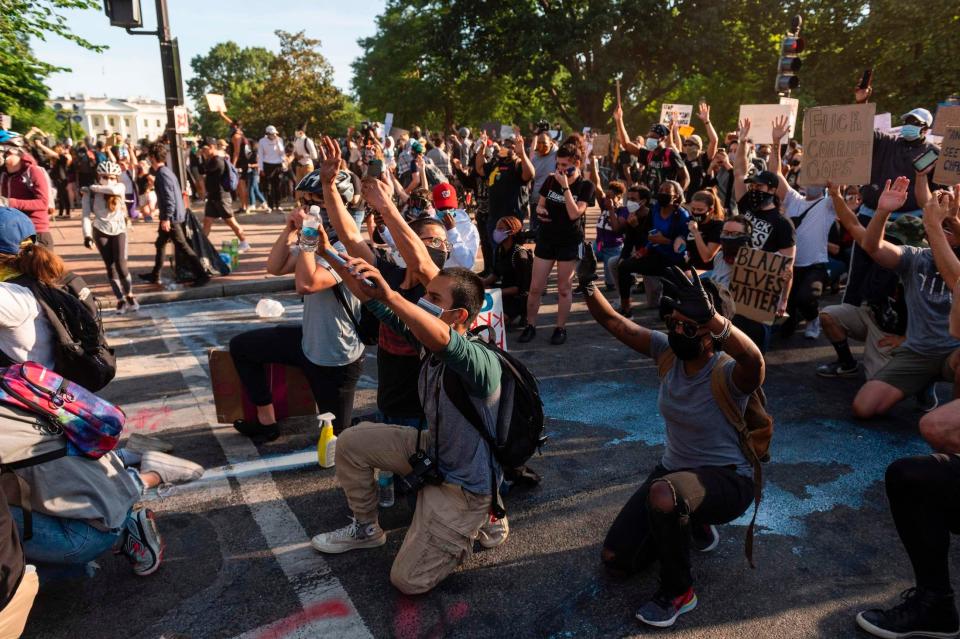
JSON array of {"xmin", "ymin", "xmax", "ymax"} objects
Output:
[
  {"xmin": 255, "ymin": 298, "xmax": 285, "ymax": 318},
  {"xmin": 378, "ymin": 470, "xmax": 395, "ymax": 507},
  {"xmin": 300, "ymin": 205, "xmax": 322, "ymax": 251}
]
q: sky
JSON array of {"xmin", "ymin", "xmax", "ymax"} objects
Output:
[{"xmin": 33, "ymin": 0, "xmax": 386, "ymax": 106}]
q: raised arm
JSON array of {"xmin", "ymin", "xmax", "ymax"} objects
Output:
[
  {"xmin": 827, "ymin": 182, "xmax": 867, "ymax": 244},
  {"xmin": 697, "ymin": 102, "xmax": 719, "ymax": 160},
  {"xmin": 915, "ymin": 167, "xmax": 934, "ymax": 209},
  {"xmin": 862, "ymin": 177, "xmax": 908, "ymax": 270},
  {"xmin": 217, "ymin": 111, "xmax": 235, "ymax": 126},
  {"xmin": 515, "ymin": 134, "xmax": 534, "ymax": 182},
  {"xmin": 733, "ymin": 119, "xmax": 751, "ymax": 202},
  {"xmin": 576, "ymin": 245, "xmax": 652, "ymax": 355},
  {"xmin": 922, "ymin": 189, "xmax": 960, "ymax": 289},
  {"xmin": 363, "ymin": 174, "xmax": 440, "ymax": 284},
  {"xmin": 266, "ymin": 214, "xmax": 301, "ymax": 276},
  {"xmin": 769, "ymin": 115, "xmax": 790, "ymax": 201},
  {"xmin": 613, "ymin": 104, "xmax": 642, "ymax": 156},
  {"xmin": 317, "ymin": 136, "xmax": 375, "ymax": 263}
]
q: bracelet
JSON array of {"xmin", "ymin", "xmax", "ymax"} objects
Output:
[{"xmin": 710, "ymin": 317, "xmax": 732, "ymax": 343}]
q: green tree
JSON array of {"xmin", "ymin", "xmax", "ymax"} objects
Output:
[{"xmin": 186, "ymin": 42, "xmax": 275, "ymax": 138}]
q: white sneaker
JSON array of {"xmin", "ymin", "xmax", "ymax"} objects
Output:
[
  {"xmin": 126, "ymin": 297, "xmax": 140, "ymax": 313},
  {"xmin": 238, "ymin": 240, "xmax": 251, "ymax": 253},
  {"xmin": 311, "ymin": 518, "xmax": 386, "ymax": 554},
  {"xmin": 476, "ymin": 514, "xmax": 509, "ymax": 549},
  {"xmin": 140, "ymin": 451, "xmax": 204, "ymax": 486},
  {"xmin": 804, "ymin": 317, "xmax": 821, "ymax": 339}
]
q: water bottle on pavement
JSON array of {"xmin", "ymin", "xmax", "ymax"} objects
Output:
[
  {"xmin": 255, "ymin": 298, "xmax": 285, "ymax": 318},
  {"xmin": 378, "ymin": 470, "xmax": 395, "ymax": 507},
  {"xmin": 300, "ymin": 205, "xmax": 322, "ymax": 252}
]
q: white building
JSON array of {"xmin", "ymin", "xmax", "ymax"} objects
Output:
[{"xmin": 46, "ymin": 95, "xmax": 169, "ymax": 142}]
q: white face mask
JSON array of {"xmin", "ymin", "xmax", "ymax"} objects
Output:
[{"xmin": 626, "ymin": 200, "xmax": 641, "ymax": 214}]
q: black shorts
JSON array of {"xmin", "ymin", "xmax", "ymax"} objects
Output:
[
  {"xmin": 534, "ymin": 240, "xmax": 581, "ymax": 262},
  {"xmin": 205, "ymin": 197, "xmax": 233, "ymax": 219}
]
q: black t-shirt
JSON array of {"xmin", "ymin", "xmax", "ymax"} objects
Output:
[
  {"xmin": 686, "ymin": 218, "xmax": 724, "ymax": 270},
  {"xmin": 536, "ymin": 175, "xmax": 596, "ymax": 247},
  {"xmin": 484, "ymin": 157, "xmax": 527, "ymax": 221},
  {"xmin": 204, "ymin": 156, "xmax": 229, "ymax": 201},
  {"xmin": 867, "ymin": 131, "xmax": 938, "ymax": 211},
  {"xmin": 493, "ymin": 245, "xmax": 533, "ymax": 293},
  {"xmin": 737, "ymin": 196, "xmax": 796, "ymax": 253},
  {"xmin": 639, "ymin": 146, "xmax": 680, "ymax": 190},
  {"xmin": 683, "ymin": 152, "xmax": 710, "ymax": 198}
]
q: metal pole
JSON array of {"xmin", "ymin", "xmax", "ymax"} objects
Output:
[{"xmin": 155, "ymin": 0, "xmax": 188, "ymax": 195}]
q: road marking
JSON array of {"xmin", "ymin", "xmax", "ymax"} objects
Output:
[{"xmin": 151, "ymin": 306, "xmax": 372, "ymax": 639}]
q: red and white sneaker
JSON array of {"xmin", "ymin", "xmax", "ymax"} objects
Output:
[{"xmin": 635, "ymin": 588, "xmax": 698, "ymax": 628}]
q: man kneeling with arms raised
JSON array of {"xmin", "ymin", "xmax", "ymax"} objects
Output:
[{"xmin": 310, "ymin": 229, "xmax": 502, "ymax": 595}]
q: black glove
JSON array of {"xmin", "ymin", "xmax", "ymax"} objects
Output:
[
  {"xmin": 83, "ymin": 237, "xmax": 93, "ymax": 250},
  {"xmin": 660, "ymin": 266, "xmax": 715, "ymax": 324},
  {"xmin": 575, "ymin": 242, "xmax": 599, "ymax": 295}
]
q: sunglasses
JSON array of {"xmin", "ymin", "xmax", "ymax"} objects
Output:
[
  {"xmin": 664, "ymin": 316, "xmax": 701, "ymax": 338},
  {"xmin": 421, "ymin": 236, "xmax": 450, "ymax": 251}
]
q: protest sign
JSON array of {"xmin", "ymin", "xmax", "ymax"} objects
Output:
[
  {"xmin": 591, "ymin": 133, "xmax": 610, "ymax": 156},
  {"xmin": 729, "ymin": 247, "xmax": 794, "ymax": 325},
  {"xmin": 383, "ymin": 113, "xmax": 394, "ymax": 145},
  {"xmin": 934, "ymin": 127, "xmax": 960, "ymax": 186},
  {"xmin": 173, "ymin": 106, "xmax": 189, "ymax": 134},
  {"xmin": 933, "ymin": 105, "xmax": 960, "ymax": 137},
  {"xmin": 660, "ymin": 104, "xmax": 693, "ymax": 125},
  {"xmin": 205, "ymin": 93, "xmax": 226, "ymax": 113},
  {"xmin": 798, "ymin": 103, "xmax": 875, "ymax": 187},
  {"xmin": 738, "ymin": 104, "xmax": 794, "ymax": 144},
  {"xmin": 779, "ymin": 96, "xmax": 799, "ymax": 125},
  {"xmin": 874, "ymin": 112, "xmax": 892, "ymax": 132},
  {"xmin": 678, "ymin": 125, "xmax": 695, "ymax": 138},
  {"xmin": 470, "ymin": 288, "xmax": 507, "ymax": 350},
  {"xmin": 500, "ymin": 124, "xmax": 516, "ymax": 140}
]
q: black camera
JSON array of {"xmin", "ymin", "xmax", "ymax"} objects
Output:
[
  {"xmin": 535, "ymin": 120, "xmax": 550, "ymax": 134},
  {"xmin": 400, "ymin": 450, "xmax": 444, "ymax": 494}
]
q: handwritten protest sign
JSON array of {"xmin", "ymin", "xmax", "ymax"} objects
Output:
[
  {"xmin": 470, "ymin": 288, "xmax": 507, "ymax": 350},
  {"xmin": 660, "ymin": 104, "xmax": 693, "ymax": 125},
  {"xmin": 500, "ymin": 124, "xmax": 517, "ymax": 140},
  {"xmin": 729, "ymin": 247, "xmax": 794, "ymax": 325},
  {"xmin": 933, "ymin": 105, "xmax": 960, "ymax": 137},
  {"xmin": 798, "ymin": 103, "xmax": 875, "ymax": 187},
  {"xmin": 934, "ymin": 127, "xmax": 960, "ymax": 186},
  {"xmin": 779, "ymin": 96, "xmax": 799, "ymax": 127},
  {"xmin": 738, "ymin": 104, "xmax": 794, "ymax": 144},
  {"xmin": 874, "ymin": 112, "xmax": 892, "ymax": 132},
  {"xmin": 591, "ymin": 133, "xmax": 610, "ymax": 156},
  {"xmin": 205, "ymin": 93, "xmax": 226, "ymax": 113}
]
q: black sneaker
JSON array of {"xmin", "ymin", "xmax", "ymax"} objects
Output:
[
  {"xmin": 816, "ymin": 360, "xmax": 860, "ymax": 378},
  {"xmin": 856, "ymin": 587, "xmax": 960, "ymax": 638},
  {"xmin": 138, "ymin": 272, "xmax": 161, "ymax": 285},
  {"xmin": 550, "ymin": 327, "xmax": 567, "ymax": 345},
  {"xmin": 232, "ymin": 419, "xmax": 280, "ymax": 443},
  {"xmin": 636, "ymin": 588, "xmax": 698, "ymax": 628},
  {"xmin": 518, "ymin": 324, "xmax": 536, "ymax": 343},
  {"xmin": 691, "ymin": 524, "xmax": 719, "ymax": 553}
]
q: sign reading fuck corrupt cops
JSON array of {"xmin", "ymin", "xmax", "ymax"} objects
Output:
[
  {"xmin": 729, "ymin": 247, "xmax": 794, "ymax": 325},
  {"xmin": 798, "ymin": 103, "xmax": 875, "ymax": 187}
]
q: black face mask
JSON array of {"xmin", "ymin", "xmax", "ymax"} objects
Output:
[
  {"xmin": 745, "ymin": 190, "xmax": 775, "ymax": 211},
  {"xmin": 656, "ymin": 192, "xmax": 675, "ymax": 208},
  {"xmin": 668, "ymin": 331, "xmax": 706, "ymax": 361},
  {"xmin": 721, "ymin": 236, "xmax": 751, "ymax": 263},
  {"xmin": 427, "ymin": 246, "xmax": 448, "ymax": 269}
]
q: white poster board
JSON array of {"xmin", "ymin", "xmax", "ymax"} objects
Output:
[
  {"xmin": 205, "ymin": 94, "xmax": 226, "ymax": 113},
  {"xmin": 470, "ymin": 288, "xmax": 506, "ymax": 351},
  {"xmin": 738, "ymin": 104, "xmax": 794, "ymax": 144},
  {"xmin": 382, "ymin": 113, "xmax": 394, "ymax": 145},
  {"xmin": 660, "ymin": 104, "xmax": 693, "ymax": 126},
  {"xmin": 873, "ymin": 113, "xmax": 892, "ymax": 132}
]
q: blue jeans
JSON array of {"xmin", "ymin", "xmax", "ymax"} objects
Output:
[
  {"xmin": 594, "ymin": 242, "xmax": 622, "ymax": 288},
  {"xmin": 11, "ymin": 507, "xmax": 125, "ymax": 567},
  {"xmin": 247, "ymin": 170, "xmax": 266, "ymax": 206}
]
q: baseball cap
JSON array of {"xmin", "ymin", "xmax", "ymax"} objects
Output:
[
  {"xmin": 199, "ymin": 137, "xmax": 216, "ymax": 148},
  {"xmin": 432, "ymin": 183, "xmax": 458, "ymax": 210},
  {"xmin": 684, "ymin": 134, "xmax": 703, "ymax": 148},
  {"xmin": 885, "ymin": 215, "xmax": 926, "ymax": 247},
  {"xmin": 649, "ymin": 123, "xmax": 669, "ymax": 138},
  {"xmin": 901, "ymin": 108, "xmax": 933, "ymax": 127},
  {"xmin": 410, "ymin": 140, "xmax": 425, "ymax": 154},
  {"xmin": 265, "ymin": 125, "xmax": 278, "ymax": 135},
  {"xmin": 745, "ymin": 170, "xmax": 779, "ymax": 188},
  {"xmin": 0, "ymin": 207, "xmax": 36, "ymax": 255}
]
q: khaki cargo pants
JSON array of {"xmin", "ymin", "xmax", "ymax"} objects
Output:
[{"xmin": 336, "ymin": 421, "xmax": 490, "ymax": 595}]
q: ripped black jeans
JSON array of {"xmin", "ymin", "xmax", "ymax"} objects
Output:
[{"xmin": 602, "ymin": 464, "xmax": 754, "ymax": 597}]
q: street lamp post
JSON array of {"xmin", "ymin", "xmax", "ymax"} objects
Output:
[{"xmin": 53, "ymin": 102, "xmax": 84, "ymax": 143}]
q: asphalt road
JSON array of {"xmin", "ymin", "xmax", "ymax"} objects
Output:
[{"xmin": 20, "ymin": 289, "xmax": 953, "ymax": 639}]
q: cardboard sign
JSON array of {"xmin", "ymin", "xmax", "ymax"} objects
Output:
[
  {"xmin": 729, "ymin": 247, "xmax": 794, "ymax": 325},
  {"xmin": 798, "ymin": 103, "xmax": 876, "ymax": 187},
  {"xmin": 660, "ymin": 104, "xmax": 693, "ymax": 125},
  {"xmin": 470, "ymin": 288, "xmax": 507, "ymax": 350},
  {"xmin": 592, "ymin": 133, "xmax": 610, "ymax": 157},
  {"xmin": 738, "ymin": 104, "xmax": 795, "ymax": 144},
  {"xmin": 678, "ymin": 125, "xmax": 695, "ymax": 138},
  {"xmin": 383, "ymin": 113, "xmax": 394, "ymax": 145},
  {"xmin": 208, "ymin": 349, "xmax": 317, "ymax": 424},
  {"xmin": 205, "ymin": 93, "xmax": 226, "ymax": 113},
  {"xmin": 500, "ymin": 124, "xmax": 516, "ymax": 141},
  {"xmin": 173, "ymin": 106, "xmax": 189, "ymax": 134},
  {"xmin": 934, "ymin": 127, "xmax": 960, "ymax": 186},
  {"xmin": 933, "ymin": 105, "xmax": 960, "ymax": 137},
  {"xmin": 874, "ymin": 112, "xmax": 892, "ymax": 132}
]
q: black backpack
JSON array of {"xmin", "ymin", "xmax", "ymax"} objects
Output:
[
  {"xmin": 5, "ymin": 275, "xmax": 115, "ymax": 392},
  {"xmin": 444, "ymin": 327, "xmax": 546, "ymax": 516}
]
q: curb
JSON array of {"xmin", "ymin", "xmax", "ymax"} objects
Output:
[{"xmin": 138, "ymin": 276, "xmax": 296, "ymax": 306}]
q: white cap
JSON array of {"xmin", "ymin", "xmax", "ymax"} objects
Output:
[
  {"xmin": 901, "ymin": 108, "xmax": 933, "ymax": 127},
  {"xmin": 265, "ymin": 125, "xmax": 278, "ymax": 135}
]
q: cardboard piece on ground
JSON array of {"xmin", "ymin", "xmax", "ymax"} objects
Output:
[
  {"xmin": 798, "ymin": 103, "xmax": 876, "ymax": 187},
  {"xmin": 933, "ymin": 105, "xmax": 960, "ymax": 137},
  {"xmin": 738, "ymin": 104, "xmax": 794, "ymax": 144},
  {"xmin": 591, "ymin": 133, "xmax": 610, "ymax": 157},
  {"xmin": 205, "ymin": 93, "xmax": 226, "ymax": 113},
  {"xmin": 660, "ymin": 104, "xmax": 693, "ymax": 126},
  {"xmin": 470, "ymin": 288, "xmax": 506, "ymax": 350},
  {"xmin": 208, "ymin": 349, "xmax": 317, "ymax": 424},
  {"xmin": 934, "ymin": 127, "xmax": 960, "ymax": 186},
  {"xmin": 874, "ymin": 112, "xmax": 892, "ymax": 132},
  {"xmin": 728, "ymin": 247, "xmax": 794, "ymax": 325}
]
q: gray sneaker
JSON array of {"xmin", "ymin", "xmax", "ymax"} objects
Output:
[
  {"xmin": 120, "ymin": 508, "xmax": 164, "ymax": 576},
  {"xmin": 140, "ymin": 451, "xmax": 204, "ymax": 486},
  {"xmin": 476, "ymin": 515, "xmax": 509, "ymax": 549},
  {"xmin": 311, "ymin": 518, "xmax": 386, "ymax": 554}
]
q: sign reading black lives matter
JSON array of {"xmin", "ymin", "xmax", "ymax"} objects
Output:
[
  {"xmin": 729, "ymin": 246, "xmax": 794, "ymax": 325},
  {"xmin": 798, "ymin": 103, "xmax": 875, "ymax": 187}
]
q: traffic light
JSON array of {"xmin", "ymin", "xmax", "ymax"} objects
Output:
[
  {"xmin": 775, "ymin": 17, "xmax": 804, "ymax": 95},
  {"xmin": 103, "ymin": 0, "xmax": 142, "ymax": 29}
]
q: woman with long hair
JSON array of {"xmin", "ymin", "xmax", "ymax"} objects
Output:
[{"xmin": 686, "ymin": 189, "xmax": 727, "ymax": 271}]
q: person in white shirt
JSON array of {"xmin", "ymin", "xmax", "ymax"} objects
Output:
[
  {"xmin": 258, "ymin": 125, "xmax": 286, "ymax": 212},
  {"xmin": 432, "ymin": 182, "xmax": 479, "ymax": 269},
  {"xmin": 293, "ymin": 128, "xmax": 318, "ymax": 185}
]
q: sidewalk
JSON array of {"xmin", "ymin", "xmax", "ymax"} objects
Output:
[{"xmin": 51, "ymin": 204, "xmax": 295, "ymax": 305}]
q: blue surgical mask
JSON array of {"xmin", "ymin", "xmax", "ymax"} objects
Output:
[
  {"xmin": 416, "ymin": 297, "xmax": 445, "ymax": 317},
  {"xmin": 900, "ymin": 124, "xmax": 922, "ymax": 141},
  {"xmin": 644, "ymin": 137, "xmax": 659, "ymax": 151}
]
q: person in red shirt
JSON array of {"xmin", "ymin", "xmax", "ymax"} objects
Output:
[{"xmin": 0, "ymin": 131, "xmax": 51, "ymax": 248}]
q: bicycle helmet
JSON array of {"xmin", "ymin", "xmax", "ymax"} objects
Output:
[
  {"xmin": 96, "ymin": 161, "xmax": 122, "ymax": 176},
  {"xmin": 295, "ymin": 169, "xmax": 355, "ymax": 204},
  {"xmin": 0, "ymin": 131, "xmax": 24, "ymax": 148}
]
